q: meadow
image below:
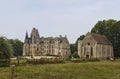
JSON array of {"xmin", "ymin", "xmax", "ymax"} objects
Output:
[{"xmin": 0, "ymin": 60, "xmax": 120, "ymax": 79}]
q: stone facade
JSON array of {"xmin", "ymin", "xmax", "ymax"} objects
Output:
[
  {"xmin": 78, "ymin": 32, "xmax": 114, "ymax": 59},
  {"xmin": 23, "ymin": 28, "xmax": 71, "ymax": 57}
]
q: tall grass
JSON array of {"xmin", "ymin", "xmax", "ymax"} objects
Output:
[{"xmin": 0, "ymin": 61, "xmax": 120, "ymax": 79}]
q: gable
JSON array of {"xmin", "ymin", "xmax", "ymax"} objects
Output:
[{"xmin": 81, "ymin": 35, "xmax": 96, "ymax": 46}]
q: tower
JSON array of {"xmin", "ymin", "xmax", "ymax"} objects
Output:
[
  {"xmin": 23, "ymin": 31, "xmax": 30, "ymax": 56},
  {"xmin": 29, "ymin": 28, "xmax": 40, "ymax": 56},
  {"xmin": 30, "ymin": 28, "xmax": 40, "ymax": 44}
]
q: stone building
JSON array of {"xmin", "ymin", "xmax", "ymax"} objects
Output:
[
  {"xmin": 23, "ymin": 28, "xmax": 71, "ymax": 57},
  {"xmin": 78, "ymin": 32, "xmax": 114, "ymax": 59}
]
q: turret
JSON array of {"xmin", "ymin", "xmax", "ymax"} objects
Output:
[{"xmin": 24, "ymin": 31, "xmax": 29, "ymax": 43}]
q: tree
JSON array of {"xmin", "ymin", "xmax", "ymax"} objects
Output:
[
  {"xmin": 91, "ymin": 19, "xmax": 117, "ymax": 36},
  {"xmin": 0, "ymin": 37, "xmax": 13, "ymax": 59},
  {"xmin": 76, "ymin": 35, "xmax": 85, "ymax": 45},
  {"xmin": 70, "ymin": 35, "xmax": 85, "ymax": 58},
  {"xmin": 8, "ymin": 39, "xmax": 23, "ymax": 56},
  {"xmin": 108, "ymin": 21, "xmax": 120, "ymax": 57},
  {"xmin": 72, "ymin": 51, "xmax": 79, "ymax": 58},
  {"xmin": 70, "ymin": 44, "xmax": 77, "ymax": 55}
]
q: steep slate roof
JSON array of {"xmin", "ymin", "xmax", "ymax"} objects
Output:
[
  {"xmin": 90, "ymin": 33, "xmax": 112, "ymax": 45},
  {"xmin": 25, "ymin": 28, "xmax": 69, "ymax": 45}
]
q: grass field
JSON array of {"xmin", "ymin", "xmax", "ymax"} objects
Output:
[{"xmin": 0, "ymin": 60, "xmax": 120, "ymax": 79}]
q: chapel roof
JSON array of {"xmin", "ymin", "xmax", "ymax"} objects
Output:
[{"xmin": 87, "ymin": 32, "xmax": 112, "ymax": 45}]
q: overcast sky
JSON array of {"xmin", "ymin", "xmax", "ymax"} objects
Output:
[{"xmin": 0, "ymin": 0, "xmax": 120, "ymax": 43}]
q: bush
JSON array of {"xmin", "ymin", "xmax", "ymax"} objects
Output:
[
  {"xmin": 71, "ymin": 58, "xmax": 100, "ymax": 63},
  {"xmin": 0, "ymin": 59, "xmax": 10, "ymax": 67},
  {"xmin": 26, "ymin": 58, "xmax": 64, "ymax": 64},
  {"xmin": 72, "ymin": 52, "xmax": 79, "ymax": 58}
]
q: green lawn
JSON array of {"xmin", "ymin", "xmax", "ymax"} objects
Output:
[{"xmin": 0, "ymin": 61, "xmax": 120, "ymax": 79}]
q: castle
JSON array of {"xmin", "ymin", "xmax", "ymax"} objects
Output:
[
  {"xmin": 78, "ymin": 32, "xmax": 114, "ymax": 59},
  {"xmin": 23, "ymin": 28, "xmax": 71, "ymax": 57}
]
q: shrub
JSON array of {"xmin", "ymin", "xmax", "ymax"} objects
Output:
[
  {"xmin": 0, "ymin": 59, "xmax": 10, "ymax": 67},
  {"xmin": 26, "ymin": 58, "xmax": 64, "ymax": 64},
  {"xmin": 71, "ymin": 58, "xmax": 100, "ymax": 63}
]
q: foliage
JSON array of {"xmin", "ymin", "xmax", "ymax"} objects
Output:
[
  {"xmin": 72, "ymin": 52, "xmax": 79, "ymax": 58},
  {"xmin": 70, "ymin": 44, "xmax": 77, "ymax": 55},
  {"xmin": 71, "ymin": 58, "xmax": 100, "ymax": 63},
  {"xmin": 108, "ymin": 21, "xmax": 120, "ymax": 57},
  {"xmin": 70, "ymin": 35, "xmax": 85, "ymax": 58},
  {"xmin": 91, "ymin": 19, "xmax": 117, "ymax": 36},
  {"xmin": 0, "ymin": 36, "xmax": 13, "ymax": 59},
  {"xmin": 0, "ymin": 59, "xmax": 10, "ymax": 67},
  {"xmin": 8, "ymin": 39, "xmax": 23, "ymax": 56},
  {"xmin": 27, "ymin": 58, "xmax": 64, "ymax": 64},
  {"xmin": 75, "ymin": 35, "xmax": 85, "ymax": 45},
  {"xmin": 1, "ymin": 61, "xmax": 120, "ymax": 79},
  {"xmin": 91, "ymin": 19, "xmax": 120, "ymax": 57},
  {"xmin": 0, "ymin": 36, "xmax": 13, "ymax": 66}
]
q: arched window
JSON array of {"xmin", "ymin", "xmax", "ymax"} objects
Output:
[{"xmin": 91, "ymin": 47, "xmax": 93, "ymax": 56}]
